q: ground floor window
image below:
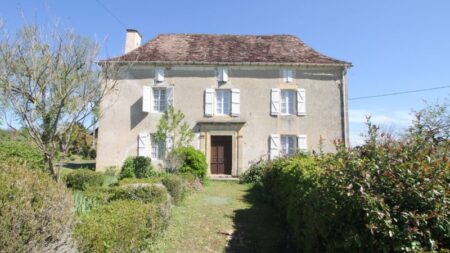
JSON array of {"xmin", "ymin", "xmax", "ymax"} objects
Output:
[
  {"xmin": 280, "ymin": 135, "xmax": 296, "ymax": 156},
  {"xmin": 151, "ymin": 135, "xmax": 166, "ymax": 160}
]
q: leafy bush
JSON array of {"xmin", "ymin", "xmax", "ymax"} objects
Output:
[
  {"xmin": 64, "ymin": 169, "xmax": 104, "ymax": 190},
  {"xmin": 0, "ymin": 162, "xmax": 75, "ymax": 253},
  {"xmin": 259, "ymin": 119, "xmax": 450, "ymax": 252},
  {"xmin": 174, "ymin": 146, "xmax": 207, "ymax": 179},
  {"xmin": 73, "ymin": 190, "xmax": 103, "ymax": 215},
  {"xmin": 239, "ymin": 159, "xmax": 268, "ymax": 184},
  {"xmin": 75, "ymin": 200, "xmax": 167, "ymax": 253},
  {"xmin": 118, "ymin": 176, "xmax": 165, "ymax": 186},
  {"xmin": 162, "ymin": 174, "xmax": 185, "ymax": 204},
  {"xmin": 0, "ymin": 140, "xmax": 44, "ymax": 170},
  {"xmin": 110, "ymin": 184, "xmax": 170, "ymax": 205},
  {"xmin": 119, "ymin": 156, "xmax": 154, "ymax": 179}
]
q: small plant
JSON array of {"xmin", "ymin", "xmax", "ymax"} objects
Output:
[
  {"xmin": 119, "ymin": 156, "xmax": 154, "ymax": 179},
  {"xmin": 174, "ymin": 146, "xmax": 207, "ymax": 180},
  {"xmin": 64, "ymin": 169, "xmax": 104, "ymax": 190},
  {"xmin": 73, "ymin": 191, "xmax": 102, "ymax": 215}
]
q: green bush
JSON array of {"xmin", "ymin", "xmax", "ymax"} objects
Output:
[
  {"xmin": 259, "ymin": 120, "xmax": 450, "ymax": 252},
  {"xmin": 175, "ymin": 146, "xmax": 207, "ymax": 180},
  {"xmin": 0, "ymin": 162, "xmax": 75, "ymax": 253},
  {"xmin": 0, "ymin": 140, "xmax": 45, "ymax": 170},
  {"xmin": 64, "ymin": 169, "xmax": 104, "ymax": 190},
  {"xmin": 74, "ymin": 200, "xmax": 167, "ymax": 253},
  {"xmin": 162, "ymin": 174, "xmax": 185, "ymax": 204},
  {"xmin": 119, "ymin": 156, "xmax": 154, "ymax": 179},
  {"xmin": 110, "ymin": 184, "xmax": 170, "ymax": 205},
  {"xmin": 239, "ymin": 159, "xmax": 268, "ymax": 184}
]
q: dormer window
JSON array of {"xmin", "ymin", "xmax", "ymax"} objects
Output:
[
  {"xmin": 155, "ymin": 67, "xmax": 165, "ymax": 82},
  {"xmin": 282, "ymin": 69, "xmax": 293, "ymax": 83},
  {"xmin": 217, "ymin": 67, "xmax": 228, "ymax": 82}
]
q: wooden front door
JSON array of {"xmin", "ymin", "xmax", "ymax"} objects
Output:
[{"xmin": 210, "ymin": 136, "xmax": 232, "ymax": 175}]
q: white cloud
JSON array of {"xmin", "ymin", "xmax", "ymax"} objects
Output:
[{"xmin": 349, "ymin": 109, "xmax": 413, "ymax": 127}]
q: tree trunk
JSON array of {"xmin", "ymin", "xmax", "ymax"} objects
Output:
[{"xmin": 44, "ymin": 153, "xmax": 59, "ymax": 181}]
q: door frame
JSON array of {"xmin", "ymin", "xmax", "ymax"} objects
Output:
[{"xmin": 210, "ymin": 135, "xmax": 232, "ymax": 175}]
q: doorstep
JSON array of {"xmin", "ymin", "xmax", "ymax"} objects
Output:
[{"xmin": 209, "ymin": 174, "xmax": 239, "ymax": 181}]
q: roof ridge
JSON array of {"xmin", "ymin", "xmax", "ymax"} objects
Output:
[{"xmin": 155, "ymin": 33, "xmax": 298, "ymax": 38}]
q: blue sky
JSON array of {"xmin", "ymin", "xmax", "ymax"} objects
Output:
[{"xmin": 2, "ymin": 0, "xmax": 450, "ymax": 145}]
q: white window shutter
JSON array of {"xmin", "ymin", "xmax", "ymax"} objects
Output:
[
  {"xmin": 269, "ymin": 134, "xmax": 280, "ymax": 160},
  {"xmin": 231, "ymin": 88, "xmax": 240, "ymax": 117},
  {"xmin": 142, "ymin": 86, "xmax": 152, "ymax": 113},
  {"xmin": 297, "ymin": 88, "xmax": 306, "ymax": 116},
  {"xmin": 166, "ymin": 86, "xmax": 174, "ymax": 107},
  {"xmin": 138, "ymin": 133, "xmax": 148, "ymax": 156},
  {"xmin": 218, "ymin": 67, "xmax": 228, "ymax": 82},
  {"xmin": 155, "ymin": 68, "xmax": 165, "ymax": 82},
  {"xmin": 204, "ymin": 88, "xmax": 214, "ymax": 117},
  {"xmin": 271, "ymin": 88, "xmax": 280, "ymax": 116},
  {"xmin": 297, "ymin": 134, "xmax": 307, "ymax": 151}
]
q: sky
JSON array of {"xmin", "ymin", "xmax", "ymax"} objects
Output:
[{"xmin": 1, "ymin": 0, "xmax": 450, "ymax": 145}]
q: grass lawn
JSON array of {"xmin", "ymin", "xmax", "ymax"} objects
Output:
[{"xmin": 149, "ymin": 180, "xmax": 288, "ymax": 253}]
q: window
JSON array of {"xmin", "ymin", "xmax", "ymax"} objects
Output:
[
  {"xmin": 281, "ymin": 90, "xmax": 296, "ymax": 115},
  {"xmin": 282, "ymin": 69, "xmax": 293, "ymax": 83},
  {"xmin": 151, "ymin": 135, "xmax": 165, "ymax": 160},
  {"xmin": 280, "ymin": 135, "xmax": 296, "ymax": 156},
  {"xmin": 153, "ymin": 88, "xmax": 167, "ymax": 112},
  {"xmin": 215, "ymin": 90, "xmax": 230, "ymax": 115}
]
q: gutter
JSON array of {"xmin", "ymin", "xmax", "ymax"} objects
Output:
[{"xmin": 341, "ymin": 66, "xmax": 350, "ymax": 148}]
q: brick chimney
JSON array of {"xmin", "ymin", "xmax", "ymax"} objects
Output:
[{"xmin": 124, "ymin": 29, "xmax": 142, "ymax": 53}]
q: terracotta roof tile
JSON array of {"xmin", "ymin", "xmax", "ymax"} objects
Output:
[{"xmin": 110, "ymin": 34, "xmax": 350, "ymax": 66}]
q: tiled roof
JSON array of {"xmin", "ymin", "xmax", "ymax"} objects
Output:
[{"xmin": 110, "ymin": 34, "xmax": 350, "ymax": 66}]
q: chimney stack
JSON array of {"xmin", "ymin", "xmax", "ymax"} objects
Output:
[{"xmin": 124, "ymin": 29, "xmax": 142, "ymax": 53}]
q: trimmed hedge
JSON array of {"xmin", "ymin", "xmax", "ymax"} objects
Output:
[
  {"xmin": 110, "ymin": 184, "xmax": 170, "ymax": 205},
  {"xmin": 162, "ymin": 175, "xmax": 185, "ymax": 204},
  {"xmin": 120, "ymin": 156, "xmax": 154, "ymax": 179},
  {"xmin": 64, "ymin": 169, "xmax": 104, "ymax": 190},
  {"xmin": 74, "ymin": 200, "xmax": 167, "ymax": 253},
  {"xmin": 0, "ymin": 162, "xmax": 75, "ymax": 253},
  {"xmin": 174, "ymin": 146, "xmax": 207, "ymax": 180}
]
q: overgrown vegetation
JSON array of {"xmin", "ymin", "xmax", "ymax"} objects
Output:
[
  {"xmin": 246, "ymin": 103, "xmax": 450, "ymax": 252},
  {"xmin": 119, "ymin": 156, "xmax": 154, "ymax": 179},
  {"xmin": 174, "ymin": 146, "xmax": 208, "ymax": 180},
  {"xmin": 0, "ymin": 162, "xmax": 75, "ymax": 253},
  {"xmin": 64, "ymin": 169, "xmax": 104, "ymax": 190},
  {"xmin": 0, "ymin": 140, "xmax": 45, "ymax": 171}
]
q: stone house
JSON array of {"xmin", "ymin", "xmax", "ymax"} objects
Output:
[{"xmin": 96, "ymin": 30, "xmax": 351, "ymax": 176}]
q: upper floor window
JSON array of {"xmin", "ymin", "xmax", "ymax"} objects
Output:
[
  {"xmin": 280, "ymin": 135, "xmax": 296, "ymax": 156},
  {"xmin": 282, "ymin": 69, "xmax": 293, "ymax": 83},
  {"xmin": 215, "ymin": 90, "xmax": 231, "ymax": 115},
  {"xmin": 281, "ymin": 90, "xmax": 296, "ymax": 115},
  {"xmin": 153, "ymin": 88, "xmax": 167, "ymax": 112}
]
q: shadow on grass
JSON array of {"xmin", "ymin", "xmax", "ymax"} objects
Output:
[
  {"xmin": 63, "ymin": 161, "xmax": 96, "ymax": 170},
  {"xmin": 225, "ymin": 184, "xmax": 292, "ymax": 253}
]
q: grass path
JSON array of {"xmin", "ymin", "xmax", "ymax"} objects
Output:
[{"xmin": 149, "ymin": 180, "xmax": 287, "ymax": 253}]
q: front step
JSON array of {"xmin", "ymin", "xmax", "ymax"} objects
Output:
[{"xmin": 209, "ymin": 174, "xmax": 239, "ymax": 181}]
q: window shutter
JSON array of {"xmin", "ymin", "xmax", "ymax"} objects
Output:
[
  {"xmin": 166, "ymin": 86, "xmax": 174, "ymax": 107},
  {"xmin": 297, "ymin": 134, "xmax": 307, "ymax": 151},
  {"xmin": 204, "ymin": 88, "xmax": 214, "ymax": 117},
  {"xmin": 231, "ymin": 88, "xmax": 240, "ymax": 117},
  {"xmin": 142, "ymin": 86, "xmax": 152, "ymax": 112},
  {"xmin": 193, "ymin": 133, "xmax": 201, "ymax": 150},
  {"xmin": 155, "ymin": 68, "xmax": 164, "ymax": 82},
  {"xmin": 137, "ymin": 133, "xmax": 148, "ymax": 156},
  {"xmin": 271, "ymin": 88, "xmax": 280, "ymax": 116},
  {"xmin": 297, "ymin": 88, "xmax": 306, "ymax": 116},
  {"xmin": 218, "ymin": 67, "xmax": 228, "ymax": 82},
  {"xmin": 269, "ymin": 134, "xmax": 280, "ymax": 160}
]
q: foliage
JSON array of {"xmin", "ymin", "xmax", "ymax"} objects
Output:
[
  {"xmin": 74, "ymin": 200, "xmax": 167, "ymax": 253},
  {"xmin": 73, "ymin": 190, "xmax": 103, "ymax": 215},
  {"xmin": 0, "ymin": 23, "xmax": 118, "ymax": 180},
  {"xmin": 118, "ymin": 176, "xmax": 166, "ymax": 186},
  {"xmin": 239, "ymin": 159, "xmax": 269, "ymax": 184},
  {"xmin": 0, "ymin": 140, "xmax": 45, "ymax": 170},
  {"xmin": 162, "ymin": 174, "xmax": 185, "ymax": 204},
  {"xmin": 0, "ymin": 162, "xmax": 75, "ymax": 253},
  {"xmin": 257, "ymin": 115, "xmax": 450, "ymax": 252},
  {"xmin": 119, "ymin": 156, "xmax": 154, "ymax": 179},
  {"xmin": 64, "ymin": 169, "xmax": 104, "ymax": 190},
  {"xmin": 110, "ymin": 184, "xmax": 170, "ymax": 205},
  {"xmin": 154, "ymin": 105, "xmax": 194, "ymax": 151},
  {"xmin": 174, "ymin": 146, "xmax": 208, "ymax": 180}
]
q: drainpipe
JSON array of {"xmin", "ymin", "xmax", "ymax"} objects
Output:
[{"xmin": 341, "ymin": 67, "xmax": 350, "ymax": 148}]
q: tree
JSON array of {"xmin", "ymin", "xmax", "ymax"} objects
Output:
[
  {"xmin": 154, "ymin": 106, "xmax": 194, "ymax": 152},
  {"xmin": 0, "ymin": 23, "xmax": 118, "ymax": 180}
]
